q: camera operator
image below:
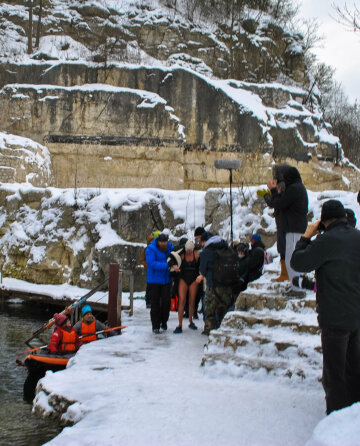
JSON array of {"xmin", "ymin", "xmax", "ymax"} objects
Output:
[{"xmin": 290, "ymin": 199, "xmax": 360, "ymax": 415}]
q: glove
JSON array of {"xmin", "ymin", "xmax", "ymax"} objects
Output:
[
  {"xmin": 257, "ymin": 188, "xmax": 270, "ymax": 198},
  {"xmin": 64, "ymin": 306, "xmax": 73, "ymax": 315}
]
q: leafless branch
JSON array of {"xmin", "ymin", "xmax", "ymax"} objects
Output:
[{"xmin": 331, "ymin": 1, "xmax": 360, "ymax": 32}]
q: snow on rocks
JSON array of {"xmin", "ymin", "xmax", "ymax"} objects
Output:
[
  {"xmin": 201, "ymin": 262, "xmax": 322, "ymax": 382},
  {"xmin": 0, "ymin": 132, "xmax": 52, "ymax": 186}
]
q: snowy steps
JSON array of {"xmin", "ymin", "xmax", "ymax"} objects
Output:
[{"xmin": 201, "ymin": 271, "xmax": 322, "ymax": 381}]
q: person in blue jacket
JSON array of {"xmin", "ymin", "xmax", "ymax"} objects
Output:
[{"xmin": 145, "ymin": 232, "xmax": 174, "ymax": 334}]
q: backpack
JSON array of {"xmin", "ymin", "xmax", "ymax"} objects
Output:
[
  {"xmin": 212, "ymin": 245, "xmax": 244, "ymax": 287},
  {"xmin": 247, "ymin": 247, "xmax": 265, "ymax": 283}
]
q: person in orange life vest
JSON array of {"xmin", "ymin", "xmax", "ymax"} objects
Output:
[
  {"xmin": 49, "ymin": 313, "xmax": 81, "ymax": 354},
  {"xmin": 73, "ymin": 305, "xmax": 111, "ymax": 343}
]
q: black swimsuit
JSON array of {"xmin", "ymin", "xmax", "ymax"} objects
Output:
[{"xmin": 180, "ymin": 256, "xmax": 199, "ymax": 286}]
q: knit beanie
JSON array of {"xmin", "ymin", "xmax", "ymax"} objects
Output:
[
  {"xmin": 321, "ymin": 200, "xmax": 346, "ymax": 222},
  {"xmin": 157, "ymin": 232, "xmax": 169, "ymax": 242},
  {"xmin": 185, "ymin": 240, "xmax": 195, "ymax": 251},
  {"xmin": 54, "ymin": 313, "xmax": 68, "ymax": 327},
  {"xmin": 251, "ymin": 234, "xmax": 261, "ymax": 242},
  {"xmin": 194, "ymin": 227, "xmax": 205, "ymax": 237},
  {"xmin": 200, "ymin": 231, "xmax": 213, "ymax": 242}
]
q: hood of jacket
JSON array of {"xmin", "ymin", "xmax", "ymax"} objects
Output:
[
  {"xmin": 283, "ymin": 166, "xmax": 302, "ymax": 186},
  {"xmin": 204, "ymin": 235, "xmax": 223, "ymax": 248},
  {"xmin": 273, "ymin": 164, "xmax": 292, "ymax": 183},
  {"xmin": 251, "ymin": 239, "xmax": 265, "ymax": 250}
]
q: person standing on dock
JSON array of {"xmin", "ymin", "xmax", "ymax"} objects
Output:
[
  {"xmin": 145, "ymin": 232, "xmax": 174, "ymax": 334},
  {"xmin": 74, "ymin": 305, "xmax": 112, "ymax": 343},
  {"xmin": 49, "ymin": 313, "xmax": 81, "ymax": 354}
]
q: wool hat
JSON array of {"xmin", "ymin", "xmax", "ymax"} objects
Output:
[
  {"xmin": 81, "ymin": 305, "xmax": 92, "ymax": 316},
  {"xmin": 251, "ymin": 234, "xmax": 261, "ymax": 241},
  {"xmin": 185, "ymin": 240, "xmax": 195, "ymax": 251},
  {"xmin": 236, "ymin": 242, "xmax": 249, "ymax": 254},
  {"xmin": 179, "ymin": 237, "xmax": 188, "ymax": 247},
  {"xmin": 54, "ymin": 313, "xmax": 68, "ymax": 327},
  {"xmin": 157, "ymin": 232, "xmax": 169, "ymax": 242},
  {"xmin": 200, "ymin": 231, "xmax": 213, "ymax": 242},
  {"xmin": 194, "ymin": 227, "xmax": 205, "ymax": 237},
  {"xmin": 321, "ymin": 200, "xmax": 346, "ymax": 222}
]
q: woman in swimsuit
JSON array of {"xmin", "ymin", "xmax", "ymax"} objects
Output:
[{"xmin": 173, "ymin": 239, "xmax": 199, "ymax": 333}]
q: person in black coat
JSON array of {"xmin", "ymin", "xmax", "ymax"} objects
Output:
[
  {"xmin": 267, "ymin": 166, "xmax": 308, "ymax": 296},
  {"xmin": 196, "ymin": 232, "xmax": 234, "ymax": 335},
  {"xmin": 263, "ymin": 164, "xmax": 292, "ymax": 282},
  {"xmin": 344, "ymin": 208, "xmax": 356, "ymax": 228},
  {"xmin": 291, "ymin": 199, "xmax": 360, "ymax": 415},
  {"xmin": 247, "ymin": 234, "xmax": 265, "ymax": 282}
]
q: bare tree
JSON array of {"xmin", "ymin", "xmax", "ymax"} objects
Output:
[
  {"xmin": 27, "ymin": 0, "xmax": 34, "ymax": 54},
  {"xmin": 299, "ymin": 18, "xmax": 324, "ymax": 55},
  {"xmin": 184, "ymin": 0, "xmax": 204, "ymax": 22},
  {"xmin": 271, "ymin": 0, "xmax": 300, "ymax": 25},
  {"xmin": 35, "ymin": 0, "xmax": 43, "ymax": 48},
  {"xmin": 332, "ymin": 2, "xmax": 360, "ymax": 32}
]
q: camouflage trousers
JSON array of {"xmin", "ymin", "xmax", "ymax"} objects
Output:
[{"xmin": 203, "ymin": 285, "xmax": 234, "ymax": 335}]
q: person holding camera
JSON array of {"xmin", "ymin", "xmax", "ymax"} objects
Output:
[
  {"xmin": 267, "ymin": 165, "xmax": 308, "ymax": 297},
  {"xmin": 291, "ymin": 199, "xmax": 360, "ymax": 415}
]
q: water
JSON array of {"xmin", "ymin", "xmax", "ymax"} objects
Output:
[{"xmin": 0, "ymin": 298, "xmax": 63, "ymax": 446}]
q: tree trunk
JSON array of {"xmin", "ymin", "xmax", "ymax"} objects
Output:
[
  {"xmin": 35, "ymin": 0, "xmax": 43, "ymax": 48},
  {"xmin": 27, "ymin": 0, "xmax": 33, "ymax": 54}
]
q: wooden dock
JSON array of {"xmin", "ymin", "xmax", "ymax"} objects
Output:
[{"xmin": 0, "ymin": 284, "xmax": 108, "ymax": 313}]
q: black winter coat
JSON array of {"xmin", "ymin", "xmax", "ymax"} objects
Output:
[
  {"xmin": 291, "ymin": 218, "xmax": 360, "ymax": 330},
  {"xmin": 199, "ymin": 238, "xmax": 227, "ymax": 287},
  {"xmin": 248, "ymin": 240, "xmax": 265, "ymax": 282},
  {"xmin": 268, "ymin": 167, "xmax": 308, "ymax": 234}
]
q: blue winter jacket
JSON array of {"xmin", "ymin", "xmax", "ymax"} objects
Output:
[{"xmin": 145, "ymin": 238, "xmax": 174, "ymax": 284}]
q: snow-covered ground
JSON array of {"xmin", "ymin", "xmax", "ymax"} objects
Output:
[
  {"xmin": 23, "ymin": 290, "xmax": 358, "ymax": 446},
  {"xmin": 35, "ymin": 297, "xmax": 325, "ymax": 446}
]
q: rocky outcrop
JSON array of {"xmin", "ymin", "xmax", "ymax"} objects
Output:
[
  {"xmin": 201, "ymin": 266, "xmax": 322, "ymax": 382},
  {"xmin": 0, "ymin": 132, "xmax": 52, "ymax": 186},
  {"xmin": 0, "ymin": 62, "xmax": 356, "ymax": 191},
  {"xmin": 0, "ymin": 185, "xmax": 206, "ymax": 290},
  {"xmin": 0, "ymin": 184, "xmax": 358, "ymax": 290},
  {"xmin": 0, "ymin": 1, "xmax": 306, "ymax": 84}
]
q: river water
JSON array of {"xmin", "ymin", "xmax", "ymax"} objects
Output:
[{"xmin": 0, "ymin": 298, "xmax": 63, "ymax": 446}]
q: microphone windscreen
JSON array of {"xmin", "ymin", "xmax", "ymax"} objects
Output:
[{"xmin": 214, "ymin": 159, "xmax": 241, "ymax": 170}]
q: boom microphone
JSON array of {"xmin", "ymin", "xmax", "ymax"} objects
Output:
[{"xmin": 214, "ymin": 159, "xmax": 241, "ymax": 170}]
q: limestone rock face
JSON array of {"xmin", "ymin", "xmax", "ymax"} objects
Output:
[
  {"xmin": 0, "ymin": 186, "xmax": 195, "ymax": 290},
  {"xmin": 0, "ymin": 132, "xmax": 52, "ymax": 187},
  {"xmin": 0, "ymin": 63, "xmax": 355, "ymax": 192},
  {"xmin": 0, "ymin": 1, "xmax": 306, "ymax": 84}
]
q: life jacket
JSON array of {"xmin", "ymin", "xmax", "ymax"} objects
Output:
[
  {"xmin": 81, "ymin": 320, "xmax": 97, "ymax": 343},
  {"xmin": 60, "ymin": 328, "xmax": 77, "ymax": 352}
]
